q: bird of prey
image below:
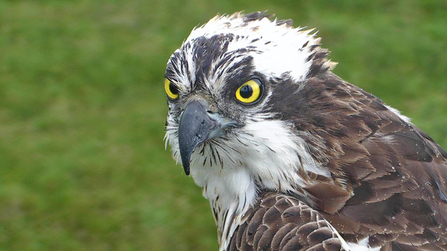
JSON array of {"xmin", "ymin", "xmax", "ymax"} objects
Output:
[{"xmin": 164, "ymin": 12, "xmax": 447, "ymax": 251}]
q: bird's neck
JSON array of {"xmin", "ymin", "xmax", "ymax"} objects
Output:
[{"xmin": 191, "ymin": 166, "xmax": 257, "ymax": 251}]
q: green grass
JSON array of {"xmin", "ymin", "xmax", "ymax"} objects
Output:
[{"xmin": 1, "ymin": 0, "xmax": 446, "ymax": 250}]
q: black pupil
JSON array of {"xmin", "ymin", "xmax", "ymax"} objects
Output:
[
  {"xmin": 169, "ymin": 83, "xmax": 178, "ymax": 95},
  {"xmin": 240, "ymin": 85, "xmax": 253, "ymax": 98}
]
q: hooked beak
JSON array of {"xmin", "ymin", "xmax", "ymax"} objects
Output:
[{"xmin": 178, "ymin": 100, "xmax": 241, "ymax": 175}]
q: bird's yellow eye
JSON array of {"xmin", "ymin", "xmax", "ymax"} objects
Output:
[
  {"xmin": 164, "ymin": 78, "xmax": 179, "ymax": 100},
  {"xmin": 235, "ymin": 79, "xmax": 262, "ymax": 104}
]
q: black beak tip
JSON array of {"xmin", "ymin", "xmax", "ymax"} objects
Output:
[
  {"xmin": 180, "ymin": 146, "xmax": 192, "ymax": 176},
  {"xmin": 183, "ymin": 162, "xmax": 190, "ymax": 176}
]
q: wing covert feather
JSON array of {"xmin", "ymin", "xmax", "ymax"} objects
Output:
[{"xmin": 228, "ymin": 193, "xmax": 348, "ymax": 251}]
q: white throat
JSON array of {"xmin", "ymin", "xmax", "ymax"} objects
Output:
[{"xmin": 190, "ymin": 165, "xmax": 256, "ymax": 251}]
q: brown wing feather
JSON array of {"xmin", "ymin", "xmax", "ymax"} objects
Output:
[
  {"xmin": 288, "ymin": 72, "xmax": 447, "ymax": 250},
  {"xmin": 228, "ymin": 193, "xmax": 348, "ymax": 251}
]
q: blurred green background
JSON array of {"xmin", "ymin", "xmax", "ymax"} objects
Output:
[{"xmin": 1, "ymin": 0, "xmax": 447, "ymax": 250}]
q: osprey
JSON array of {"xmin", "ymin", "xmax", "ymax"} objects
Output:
[{"xmin": 164, "ymin": 12, "xmax": 447, "ymax": 251}]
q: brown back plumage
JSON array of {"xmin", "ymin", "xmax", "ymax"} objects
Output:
[{"xmin": 266, "ymin": 71, "xmax": 447, "ymax": 250}]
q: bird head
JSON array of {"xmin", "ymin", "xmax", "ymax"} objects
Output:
[{"xmin": 164, "ymin": 12, "xmax": 337, "ymax": 193}]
